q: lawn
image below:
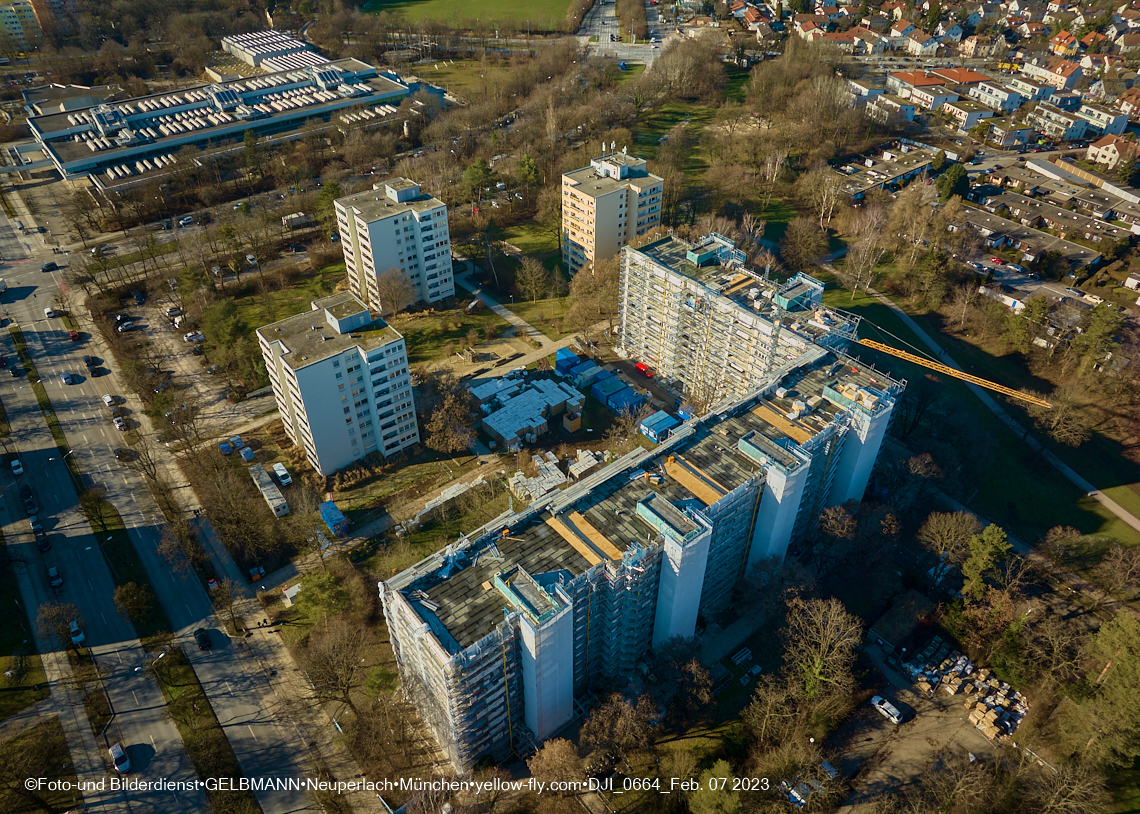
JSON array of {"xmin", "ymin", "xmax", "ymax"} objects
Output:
[
  {"xmin": 0, "ymin": 718, "xmax": 79, "ymax": 814},
  {"xmin": 229, "ymin": 262, "xmax": 346, "ymax": 329},
  {"xmin": 819, "ymin": 282, "xmax": 1140, "ymax": 547},
  {"xmin": 388, "ymin": 301, "xmax": 509, "ymax": 365},
  {"xmin": 0, "ymin": 546, "xmax": 50, "ymax": 723},
  {"xmin": 615, "ymin": 64, "xmax": 646, "ymax": 83},
  {"xmin": 631, "ymin": 101, "xmax": 718, "ymax": 170},
  {"xmin": 505, "ymin": 296, "xmax": 571, "ymax": 340},
  {"xmin": 501, "ymin": 220, "xmax": 560, "ymax": 254},
  {"xmin": 331, "ymin": 447, "xmax": 484, "ymax": 524},
  {"xmin": 406, "ymin": 60, "xmax": 510, "ymax": 99},
  {"xmin": 363, "ymin": 0, "xmax": 571, "ymax": 28}
]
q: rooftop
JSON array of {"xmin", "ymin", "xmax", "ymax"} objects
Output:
[
  {"xmin": 337, "ymin": 180, "xmax": 445, "ymax": 219},
  {"xmin": 563, "ymin": 162, "xmax": 663, "ymax": 200},
  {"xmin": 389, "ymin": 355, "xmax": 902, "ymax": 651},
  {"xmin": 257, "ymin": 292, "xmax": 401, "ymax": 370}
]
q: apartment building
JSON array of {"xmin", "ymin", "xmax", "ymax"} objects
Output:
[
  {"xmin": 966, "ymin": 81, "xmax": 1025, "ymax": 114},
  {"xmin": 618, "ymin": 232, "xmax": 864, "ymax": 408},
  {"xmin": 1024, "ymin": 102, "xmax": 1090, "ymax": 141},
  {"xmin": 0, "ymin": 0, "xmax": 39, "ymax": 50},
  {"xmin": 1006, "ymin": 75, "xmax": 1053, "ymax": 101},
  {"xmin": 335, "ymin": 178, "xmax": 454, "ymax": 314},
  {"xmin": 383, "ymin": 349, "xmax": 901, "ymax": 771},
  {"xmin": 28, "ymin": 0, "xmax": 74, "ymax": 35},
  {"xmin": 1075, "ymin": 103, "xmax": 1129, "ymax": 136},
  {"xmin": 944, "ymin": 99, "xmax": 996, "ymax": 131},
  {"xmin": 1020, "ymin": 58, "xmax": 1082, "ymax": 90},
  {"xmin": 257, "ymin": 292, "xmax": 419, "ymax": 476},
  {"xmin": 561, "ymin": 150, "xmax": 663, "ymax": 273}
]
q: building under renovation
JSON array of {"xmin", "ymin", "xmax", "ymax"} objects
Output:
[
  {"xmin": 381, "ymin": 344, "xmax": 903, "ymax": 770},
  {"xmin": 618, "ymin": 233, "xmax": 862, "ymax": 410}
]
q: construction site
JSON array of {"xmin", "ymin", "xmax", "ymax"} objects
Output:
[
  {"xmin": 381, "ymin": 234, "xmax": 907, "ymax": 772},
  {"xmin": 617, "ymin": 232, "xmax": 863, "ymax": 410}
]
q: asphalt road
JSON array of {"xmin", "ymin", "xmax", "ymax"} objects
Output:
[
  {"xmin": 579, "ymin": 0, "xmax": 666, "ymax": 65},
  {"xmin": 1, "ymin": 209, "xmax": 316, "ymax": 813}
]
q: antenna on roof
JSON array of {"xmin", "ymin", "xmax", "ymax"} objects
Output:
[
  {"xmin": 610, "ymin": 140, "xmax": 615, "ymax": 151},
  {"xmin": 622, "ymin": 145, "xmax": 627, "ymax": 154}
]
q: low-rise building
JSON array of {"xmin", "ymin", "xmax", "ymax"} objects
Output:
[
  {"xmin": 834, "ymin": 145, "xmax": 936, "ymax": 200},
  {"xmin": 1021, "ymin": 58, "xmax": 1082, "ymax": 89},
  {"xmin": 1024, "ymin": 102, "xmax": 1091, "ymax": 141},
  {"xmin": 868, "ymin": 94, "xmax": 918, "ymax": 126},
  {"xmin": 987, "ymin": 118, "xmax": 1036, "ymax": 147},
  {"xmin": 910, "ymin": 84, "xmax": 960, "ymax": 110},
  {"xmin": 1087, "ymin": 134, "xmax": 1139, "ymax": 169},
  {"xmin": 956, "ymin": 207, "xmax": 1104, "ymax": 268},
  {"xmin": 944, "ymin": 99, "xmax": 996, "ymax": 131},
  {"xmin": 1076, "ymin": 103, "xmax": 1129, "ymax": 136},
  {"xmin": 257, "ymin": 293, "xmax": 419, "ymax": 476},
  {"xmin": 967, "ymin": 81, "xmax": 1025, "ymax": 113},
  {"xmin": 1007, "ymin": 75, "xmax": 1054, "ymax": 101}
]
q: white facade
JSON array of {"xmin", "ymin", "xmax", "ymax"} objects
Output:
[
  {"xmin": 335, "ymin": 179, "xmax": 454, "ymax": 313},
  {"xmin": 258, "ymin": 293, "xmax": 419, "ymax": 476}
]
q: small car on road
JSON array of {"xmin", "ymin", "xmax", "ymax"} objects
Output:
[
  {"xmin": 177, "ymin": 216, "xmax": 193, "ymax": 227},
  {"xmin": 48, "ymin": 566, "xmax": 63, "ymax": 587},
  {"xmin": 113, "ymin": 416, "xmax": 127, "ymax": 431},
  {"xmin": 11, "ymin": 459, "xmax": 23, "ymax": 475},
  {"xmin": 194, "ymin": 628, "xmax": 211, "ymax": 650},
  {"xmin": 109, "ymin": 743, "xmax": 130, "ymax": 773},
  {"xmin": 60, "ymin": 371, "xmax": 74, "ymax": 385},
  {"xmin": 69, "ymin": 620, "xmax": 85, "ymax": 644},
  {"xmin": 102, "ymin": 394, "xmax": 115, "ymax": 406}
]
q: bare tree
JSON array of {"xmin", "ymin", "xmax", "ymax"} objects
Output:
[
  {"xmin": 374, "ymin": 267, "xmax": 416, "ymax": 316},
  {"xmin": 113, "ymin": 582, "xmax": 155, "ymax": 626},
  {"xmin": 37, "ymin": 601, "xmax": 84, "ymax": 653},
  {"xmin": 917, "ymin": 511, "xmax": 982, "ymax": 583},
  {"xmin": 303, "ymin": 617, "xmax": 370, "ymax": 713},
  {"xmin": 782, "ymin": 596, "xmax": 862, "ymax": 700},
  {"xmin": 1027, "ymin": 385, "xmax": 1093, "ymax": 447},
  {"xmin": 515, "ymin": 256, "xmax": 550, "ymax": 303},
  {"xmin": 527, "ymin": 738, "xmax": 584, "ymax": 794},
  {"xmin": 1093, "ymin": 543, "xmax": 1140, "ymax": 597},
  {"xmin": 798, "ymin": 165, "xmax": 846, "ymax": 230},
  {"xmin": 844, "ymin": 204, "xmax": 890, "ymax": 295}
]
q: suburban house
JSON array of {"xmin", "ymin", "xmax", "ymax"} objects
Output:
[
  {"xmin": 1021, "ymin": 58, "xmax": 1083, "ymax": 89},
  {"xmin": 944, "ymin": 99, "xmax": 997, "ymax": 130},
  {"xmin": 967, "ymin": 81, "xmax": 1025, "ymax": 113},
  {"xmin": 1024, "ymin": 102, "xmax": 1091, "ymax": 141},
  {"xmin": 910, "ymin": 84, "xmax": 960, "ymax": 110},
  {"xmin": 1087, "ymin": 134, "xmax": 1139, "ymax": 169},
  {"xmin": 1077, "ymin": 103, "xmax": 1130, "ymax": 136},
  {"xmin": 987, "ymin": 118, "xmax": 1036, "ymax": 147},
  {"xmin": 1049, "ymin": 30, "xmax": 1079, "ymax": 55}
]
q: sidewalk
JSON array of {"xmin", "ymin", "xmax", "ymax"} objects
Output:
[
  {"xmin": 455, "ymin": 261, "xmax": 553, "ymax": 348},
  {"xmin": 837, "ymin": 269, "xmax": 1140, "ymax": 536}
]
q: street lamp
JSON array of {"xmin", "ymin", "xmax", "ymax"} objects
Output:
[{"xmin": 48, "ymin": 449, "xmax": 74, "ymax": 462}]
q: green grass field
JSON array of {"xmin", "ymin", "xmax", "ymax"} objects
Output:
[
  {"xmin": 505, "ymin": 296, "xmax": 571, "ymax": 339},
  {"xmin": 363, "ymin": 0, "xmax": 570, "ymax": 27},
  {"xmin": 412, "ymin": 60, "xmax": 510, "ymax": 99},
  {"xmin": 389, "ymin": 301, "xmax": 508, "ymax": 365},
  {"xmin": 501, "ymin": 220, "xmax": 560, "ymax": 254},
  {"xmin": 229, "ymin": 262, "xmax": 346, "ymax": 329}
]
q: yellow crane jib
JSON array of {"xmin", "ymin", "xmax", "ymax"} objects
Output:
[{"xmin": 855, "ymin": 339, "xmax": 1052, "ymax": 409}]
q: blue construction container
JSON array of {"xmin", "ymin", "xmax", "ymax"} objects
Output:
[
  {"xmin": 555, "ymin": 348, "xmax": 579, "ymax": 374},
  {"xmin": 608, "ymin": 388, "xmax": 646, "ymax": 415},
  {"xmin": 640, "ymin": 410, "xmax": 680, "ymax": 442},
  {"xmin": 319, "ymin": 501, "xmax": 348, "ymax": 538},
  {"xmin": 677, "ymin": 402, "xmax": 696, "ymax": 421},
  {"xmin": 570, "ymin": 360, "xmax": 601, "ymax": 388},
  {"xmin": 591, "ymin": 376, "xmax": 625, "ymax": 404}
]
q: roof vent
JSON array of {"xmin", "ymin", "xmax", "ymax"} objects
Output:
[{"xmin": 321, "ymin": 335, "xmax": 328, "ymax": 341}]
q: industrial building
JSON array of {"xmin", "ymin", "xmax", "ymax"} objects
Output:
[
  {"xmin": 561, "ymin": 149, "xmax": 663, "ymax": 273},
  {"xmin": 382, "ymin": 348, "xmax": 902, "ymax": 771},
  {"xmin": 27, "ymin": 57, "xmax": 408, "ymax": 185},
  {"xmin": 221, "ymin": 30, "xmax": 316, "ymax": 69},
  {"xmin": 257, "ymin": 292, "xmax": 419, "ymax": 477},
  {"xmin": 618, "ymin": 232, "xmax": 862, "ymax": 409},
  {"xmin": 335, "ymin": 178, "xmax": 455, "ymax": 312}
]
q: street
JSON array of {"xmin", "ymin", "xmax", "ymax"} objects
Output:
[
  {"xmin": 0, "ymin": 202, "xmax": 322, "ymax": 813},
  {"xmin": 578, "ymin": 0, "xmax": 666, "ymax": 66}
]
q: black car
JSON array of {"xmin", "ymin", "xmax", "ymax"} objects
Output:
[
  {"xmin": 9, "ymin": 366, "xmax": 20, "ymax": 377},
  {"xmin": 35, "ymin": 530, "xmax": 50, "ymax": 552},
  {"xmin": 289, "ymin": 243, "xmax": 306, "ymax": 253},
  {"xmin": 193, "ymin": 628, "xmax": 211, "ymax": 650},
  {"xmin": 41, "ymin": 261, "xmax": 58, "ymax": 273},
  {"xmin": 131, "ymin": 290, "xmax": 146, "ymax": 305},
  {"xmin": 82, "ymin": 355, "xmax": 95, "ymax": 367},
  {"xmin": 19, "ymin": 485, "xmax": 32, "ymax": 500}
]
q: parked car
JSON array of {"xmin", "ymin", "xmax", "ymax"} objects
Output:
[
  {"xmin": 177, "ymin": 216, "xmax": 194, "ymax": 227},
  {"xmin": 194, "ymin": 628, "xmax": 211, "ymax": 649},
  {"xmin": 113, "ymin": 416, "xmax": 127, "ymax": 431},
  {"xmin": 48, "ymin": 566, "xmax": 63, "ymax": 587},
  {"xmin": 245, "ymin": 254, "xmax": 257, "ymax": 265},
  {"xmin": 43, "ymin": 307, "xmax": 56, "ymax": 318},
  {"xmin": 69, "ymin": 620, "xmax": 85, "ymax": 644},
  {"xmin": 164, "ymin": 307, "xmax": 182, "ymax": 317},
  {"xmin": 69, "ymin": 330, "xmax": 80, "ymax": 341},
  {"xmin": 871, "ymin": 695, "xmax": 903, "ymax": 724},
  {"xmin": 83, "ymin": 355, "xmax": 94, "ymax": 367},
  {"xmin": 102, "ymin": 394, "xmax": 116, "ymax": 406},
  {"xmin": 35, "ymin": 530, "xmax": 50, "ymax": 552},
  {"xmin": 113, "ymin": 313, "xmax": 131, "ymax": 324},
  {"xmin": 116, "ymin": 321, "xmax": 134, "ymax": 333},
  {"xmin": 28, "ymin": 515, "xmax": 42, "ymax": 533},
  {"xmin": 183, "ymin": 331, "xmax": 205, "ymax": 343},
  {"xmin": 272, "ymin": 462, "xmax": 292, "ymax": 486},
  {"xmin": 11, "ymin": 459, "xmax": 23, "ymax": 475}
]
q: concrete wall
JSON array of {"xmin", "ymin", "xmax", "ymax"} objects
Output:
[
  {"xmin": 747, "ymin": 461, "xmax": 810, "ymax": 568},
  {"xmin": 652, "ymin": 524, "xmax": 711, "ymax": 649},
  {"xmin": 520, "ymin": 592, "xmax": 575, "ymax": 742}
]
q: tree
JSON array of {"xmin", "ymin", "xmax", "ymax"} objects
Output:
[
  {"xmin": 1022, "ymin": 763, "xmax": 1110, "ymax": 814},
  {"xmin": 1093, "ymin": 543, "xmax": 1140, "ymax": 597},
  {"xmin": 243, "ymin": 129, "xmax": 261, "ymax": 178},
  {"xmin": 210, "ymin": 577, "xmax": 242, "ymax": 631},
  {"xmin": 113, "ymin": 582, "xmax": 155, "ymax": 625},
  {"xmin": 780, "ymin": 217, "xmax": 827, "ymax": 271},
  {"xmin": 1071, "ymin": 303, "xmax": 1123, "ymax": 368},
  {"xmin": 580, "ymin": 693, "xmax": 655, "ymax": 764},
  {"xmin": 374, "ymin": 267, "xmax": 416, "ymax": 316},
  {"xmin": 961, "ymin": 524, "xmax": 1011, "ymax": 602},
  {"xmin": 464, "ymin": 158, "xmax": 494, "ymax": 201},
  {"xmin": 936, "ymin": 163, "xmax": 970, "ymax": 201},
  {"xmin": 917, "ymin": 511, "xmax": 981, "ymax": 583},
  {"xmin": 78, "ymin": 487, "xmax": 112, "ymax": 533},
  {"xmin": 315, "ymin": 180, "xmax": 344, "ymax": 236},
  {"xmin": 798, "ymin": 166, "xmax": 846, "ymax": 230},
  {"xmin": 515, "ymin": 256, "xmax": 551, "ymax": 303},
  {"xmin": 844, "ymin": 204, "xmax": 890, "ymax": 295},
  {"xmin": 518, "ymin": 154, "xmax": 541, "ymax": 192},
  {"xmin": 689, "ymin": 759, "xmax": 740, "ymax": 814},
  {"xmin": 931, "ymin": 150, "xmax": 946, "ymax": 172},
  {"xmin": 1027, "ymin": 385, "xmax": 1093, "ymax": 447},
  {"xmin": 425, "ymin": 389, "xmax": 475, "ymax": 454},
  {"xmin": 527, "ymin": 738, "xmax": 584, "ymax": 793},
  {"xmin": 37, "ymin": 601, "xmax": 84, "ymax": 652},
  {"xmin": 566, "ymin": 256, "xmax": 620, "ymax": 338},
  {"xmin": 303, "ymin": 617, "xmax": 369, "ymax": 713},
  {"xmin": 782, "ymin": 596, "xmax": 862, "ymax": 699}
]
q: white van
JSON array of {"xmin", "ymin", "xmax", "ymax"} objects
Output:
[
  {"xmin": 44, "ymin": 306, "xmax": 56, "ymax": 318},
  {"xmin": 272, "ymin": 462, "xmax": 292, "ymax": 486}
]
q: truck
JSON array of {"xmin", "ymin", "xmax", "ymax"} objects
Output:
[
  {"xmin": 249, "ymin": 464, "xmax": 289, "ymax": 517},
  {"xmin": 320, "ymin": 500, "xmax": 348, "ymax": 537}
]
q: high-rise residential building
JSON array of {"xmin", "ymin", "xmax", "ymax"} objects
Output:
[
  {"xmin": 618, "ymin": 232, "xmax": 864, "ymax": 409},
  {"xmin": 257, "ymin": 293, "xmax": 419, "ymax": 476},
  {"xmin": 27, "ymin": 0, "xmax": 74, "ymax": 36},
  {"xmin": 561, "ymin": 150, "xmax": 663, "ymax": 273},
  {"xmin": 381, "ymin": 234, "xmax": 903, "ymax": 772},
  {"xmin": 0, "ymin": 0, "xmax": 40, "ymax": 51},
  {"xmin": 334, "ymin": 178, "xmax": 454, "ymax": 314}
]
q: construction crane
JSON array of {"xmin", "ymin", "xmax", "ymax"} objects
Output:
[{"xmin": 855, "ymin": 338, "xmax": 1052, "ymax": 409}]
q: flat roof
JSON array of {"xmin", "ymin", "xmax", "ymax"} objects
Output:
[
  {"xmin": 389, "ymin": 355, "xmax": 902, "ymax": 651},
  {"xmin": 337, "ymin": 182, "xmax": 445, "ymax": 219},
  {"xmin": 257, "ymin": 292, "xmax": 401, "ymax": 370},
  {"xmin": 563, "ymin": 164, "xmax": 662, "ymax": 200}
]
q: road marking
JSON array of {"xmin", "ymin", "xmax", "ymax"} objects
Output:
[
  {"xmin": 247, "ymin": 725, "xmax": 257, "ymax": 741},
  {"xmin": 132, "ymin": 690, "xmax": 140, "ymax": 706},
  {"xmin": 186, "ymin": 604, "xmax": 192, "ymax": 615},
  {"xmin": 101, "ymin": 612, "xmax": 106, "ymax": 625},
  {"xmin": 150, "ymin": 735, "xmax": 156, "ymax": 753},
  {"xmin": 87, "ymin": 579, "xmax": 93, "ymax": 591}
]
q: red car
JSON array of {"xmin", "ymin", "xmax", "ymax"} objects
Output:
[
  {"xmin": 989, "ymin": 257, "xmax": 1002, "ymax": 264},
  {"xmin": 68, "ymin": 330, "xmax": 80, "ymax": 341}
]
